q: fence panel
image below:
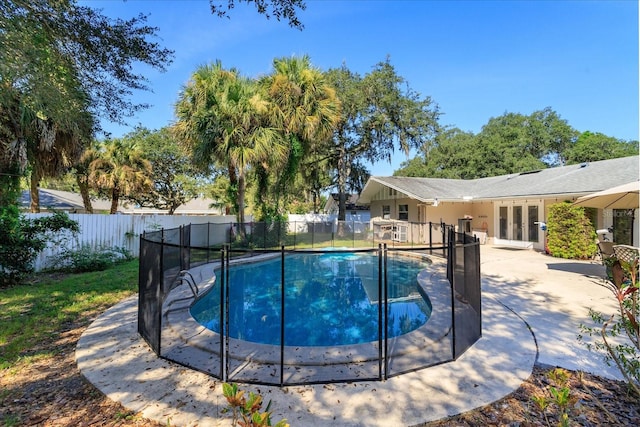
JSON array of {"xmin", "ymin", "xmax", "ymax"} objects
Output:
[
  {"xmin": 138, "ymin": 237, "xmax": 162, "ymax": 355},
  {"xmin": 452, "ymin": 231, "xmax": 482, "ymax": 359}
]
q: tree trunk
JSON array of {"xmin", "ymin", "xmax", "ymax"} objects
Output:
[
  {"xmin": 237, "ymin": 173, "xmax": 245, "ymax": 225},
  {"xmin": 336, "ymin": 147, "xmax": 350, "ymax": 236},
  {"xmin": 312, "ymin": 191, "xmax": 318, "ymax": 214},
  {"xmin": 337, "ymin": 145, "xmax": 349, "ymax": 222},
  {"xmin": 110, "ymin": 188, "xmax": 119, "ymax": 214},
  {"xmin": 228, "ymin": 164, "xmax": 239, "ymax": 216},
  {"xmin": 76, "ymin": 173, "xmax": 93, "ymax": 213},
  {"xmin": 30, "ymin": 171, "xmax": 41, "ymax": 213},
  {"xmin": 237, "ymin": 172, "xmax": 246, "ymax": 239}
]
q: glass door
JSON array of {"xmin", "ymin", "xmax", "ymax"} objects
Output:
[
  {"xmin": 528, "ymin": 206, "xmax": 539, "ymax": 242},
  {"xmin": 498, "ymin": 204, "xmax": 541, "ymax": 242},
  {"xmin": 496, "ymin": 202, "xmax": 543, "ymax": 248},
  {"xmin": 499, "ymin": 206, "xmax": 508, "ymax": 239},
  {"xmin": 513, "ymin": 206, "xmax": 523, "ymax": 241}
]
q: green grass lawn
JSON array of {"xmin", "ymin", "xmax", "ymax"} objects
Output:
[{"xmin": 0, "ymin": 260, "xmax": 139, "ymax": 370}]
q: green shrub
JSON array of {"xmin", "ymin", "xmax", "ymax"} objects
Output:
[
  {"xmin": 0, "ymin": 209, "xmax": 79, "ymax": 286},
  {"xmin": 45, "ymin": 244, "xmax": 133, "ymax": 273},
  {"xmin": 546, "ymin": 202, "xmax": 597, "ymax": 259}
]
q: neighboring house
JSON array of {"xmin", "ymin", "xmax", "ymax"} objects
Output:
[
  {"xmin": 323, "ymin": 193, "xmax": 370, "ymax": 215},
  {"xmin": 358, "ymin": 155, "xmax": 639, "ymax": 250},
  {"xmin": 119, "ymin": 197, "xmax": 223, "ymax": 215},
  {"xmin": 20, "ymin": 189, "xmax": 223, "ymax": 215},
  {"xmin": 20, "ymin": 188, "xmax": 112, "ymax": 213}
]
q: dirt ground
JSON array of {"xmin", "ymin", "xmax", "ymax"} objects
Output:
[{"xmin": 1, "ymin": 320, "xmax": 638, "ymax": 427}]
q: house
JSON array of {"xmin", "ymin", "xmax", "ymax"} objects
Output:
[
  {"xmin": 21, "ymin": 189, "xmax": 223, "ymax": 215},
  {"xmin": 358, "ymin": 155, "xmax": 639, "ymax": 250},
  {"xmin": 323, "ymin": 193, "xmax": 370, "ymax": 216},
  {"xmin": 118, "ymin": 197, "xmax": 223, "ymax": 215},
  {"xmin": 20, "ymin": 188, "xmax": 112, "ymax": 213}
]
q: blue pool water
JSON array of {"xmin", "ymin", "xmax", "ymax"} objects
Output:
[{"xmin": 190, "ymin": 252, "xmax": 432, "ymax": 347}]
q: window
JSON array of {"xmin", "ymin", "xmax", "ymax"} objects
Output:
[
  {"xmin": 382, "ymin": 205, "xmax": 390, "ymax": 219},
  {"xmin": 613, "ymin": 209, "xmax": 633, "ymax": 245},
  {"xmin": 398, "ymin": 204, "xmax": 408, "ymax": 221}
]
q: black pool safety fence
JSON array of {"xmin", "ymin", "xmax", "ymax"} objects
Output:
[{"xmin": 138, "ymin": 221, "xmax": 481, "ymax": 386}]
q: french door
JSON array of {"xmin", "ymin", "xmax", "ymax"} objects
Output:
[{"xmin": 497, "ymin": 204, "xmax": 541, "ymax": 247}]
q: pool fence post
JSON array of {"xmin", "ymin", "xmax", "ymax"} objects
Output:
[
  {"xmin": 225, "ymin": 245, "xmax": 231, "ymax": 381},
  {"xmin": 219, "ymin": 246, "xmax": 226, "ymax": 382},
  {"xmin": 207, "ymin": 223, "xmax": 211, "ymax": 263},
  {"xmin": 352, "ymin": 219, "xmax": 355, "ymax": 247},
  {"xmin": 280, "ymin": 245, "xmax": 285, "ymax": 386},
  {"xmin": 383, "ymin": 243, "xmax": 389, "ymax": 380},
  {"xmin": 429, "ymin": 222, "xmax": 433, "ymax": 255},
  {"xmin": 448, "ymin": 229, "xmax": 457, "ymax": 360},
  {"xmin": 377, "ymin": 243, "xmax": 383, "ymax": 380},
  {"xmin": 277, "ymin": 220, "xmax": 281, "ymax": 247},
  {"xmin": 157, "ymin": 230, "xmax": 164, "ymax": 356},
  {"xmin": 332, "ymin": 219, "xmax": 335, "ymax": 248},
  {"xmin": 293, "ymin": 221, "xmax": 296, "ymax": 249}
]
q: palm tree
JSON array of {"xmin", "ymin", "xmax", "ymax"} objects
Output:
[
  {"xmin": 28, "ymin": 116, "xmax": 94, "ymax": 212},
  {"xmin": 258, "ymin": 55, "xmax": 341, "ymax": 213},
  {"xmin": 1, "ymin": 78, "xmax": 95, "ymax": 212},
  {"xmin": 175, "ymin": 62, "xmax": 286, "ymax": 226},
  {"xmin": 88, "ymin": 138, "xmax": 152, "ymax": 214}
]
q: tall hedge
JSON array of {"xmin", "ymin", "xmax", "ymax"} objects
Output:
[{"xmin": 546, "ymin": 202, "xmax": 597, "ymax": 259}]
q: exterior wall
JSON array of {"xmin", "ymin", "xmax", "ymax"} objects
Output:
[
  {"xmin": 467, "ymin": 202, "xmax": 493, "ymax": 244},
  {"xmin": 424, "ymin": 202, "xmax": 470, "ymax": 225},
  {"xmin": 368, "ymin": 193, "xmax": 640, "ymax": 249},
  {"xmin": 369, "ymin": 198, "xmax": 416, "ymax": 221},
  {"xmin": 370, "ymin": 200, "xmax": 485, "ymax": 228},
  {"xmin": 372, "ymin": 197, "xmax": 547, "ymax": 249}
]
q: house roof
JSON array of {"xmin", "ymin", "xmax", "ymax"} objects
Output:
[
  {"xmin": 21, "ymin": 188, "xmax": 221, "ymax": 214},
  {"xmin": 323, "ymin": 193, "xmax": 369, "ymax": 212},
  {"xmin": 359, "ymin": 155, "xmax": 640, "ymax": 204},
  {"xmin": 118, "ymin": 197, "xmax": 221, "ymax": 214},
  {"xmin": 20, "ymin": 188, "xmax": 112, "ymax": 212}
]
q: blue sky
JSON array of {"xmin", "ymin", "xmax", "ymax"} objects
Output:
[{"xmin": 87, "ymin": 0, "xmax": 639, "ymax": 176}]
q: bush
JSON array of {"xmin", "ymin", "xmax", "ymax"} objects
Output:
[
  {"xmin": 546, "ymin": 202, "xmax": 597, "ymax": 259},
  {"xmin": 0, "ymin": 209, "xmax": 79, "ymax": 287},
  {"xmin": 45, "ymin": 244, "xmax": 133, "ymax": 273}
]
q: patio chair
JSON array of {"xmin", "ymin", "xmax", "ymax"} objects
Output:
[{"xmin": 597, "ymin": 241, "xmax": 616, "ymax": 264}]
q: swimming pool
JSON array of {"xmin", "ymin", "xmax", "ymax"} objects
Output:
[{"xmin": 190, "ymin": 252, "xmax": 432, "ymax": 347}]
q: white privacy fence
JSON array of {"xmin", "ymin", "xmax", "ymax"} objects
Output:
[{"xmin": 25, "ymin": 213, "xmax": 237, "ymax": 271}]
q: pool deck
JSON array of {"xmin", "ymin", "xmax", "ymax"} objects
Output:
[{"xmin": 76, "ymin": 246, "xmax": 622, "ymax": 427}]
